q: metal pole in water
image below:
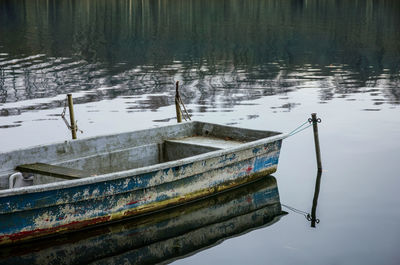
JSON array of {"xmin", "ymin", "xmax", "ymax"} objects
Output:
[
  {"xmin": 175, "ymin": 81, "xmax": 182, "ymax": 123},
  {"xmin": 311, "ymin": 113, "xmax": 322, "ymax": 171},
  {"xmin": 67, "ymin": 94, "xmax": 77, "ymax": 139}
]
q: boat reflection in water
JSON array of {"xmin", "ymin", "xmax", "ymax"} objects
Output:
[{"xmin": 0, "ymin": 175, "xmax": 286, "ymax": 265}]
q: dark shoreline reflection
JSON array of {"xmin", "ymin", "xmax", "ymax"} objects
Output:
[
  {"xmin": 0, "ymin": 0, "xmax": 399, "ymax": 116},
  {"xmin": 0, "ymin": 175, "xmax": 286, "ymax": 265}
]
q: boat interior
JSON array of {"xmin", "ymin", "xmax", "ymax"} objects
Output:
[{"xmin": 0, "ymin": 122, "xmax": 280, "ymax": 190}]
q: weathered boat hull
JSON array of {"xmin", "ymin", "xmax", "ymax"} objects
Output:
[
  {"xmin": 0, "ymin": 175, "xmax": 286, "ymax": 265},
  {"xmin": 0, "ymin": 122, "xmax": 286, "ymax": 245}
]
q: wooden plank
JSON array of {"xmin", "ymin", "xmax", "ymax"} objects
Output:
[
  {"xmin": 16, "ymin": 163, "xmax": 91, "ymax": 180},
  {"xmin": 167, "ymin": 136, "xmax": 244, "ymax": 149}
]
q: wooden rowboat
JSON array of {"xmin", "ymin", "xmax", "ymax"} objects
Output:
[
  {"xmin": 0, "ymin": 175, "xmax": 285, "ymax": 264},
  {"xmin": 0, "ymin": 121, "xmax": 286, "ymax": 245}
]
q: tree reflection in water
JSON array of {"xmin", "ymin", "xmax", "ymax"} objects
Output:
[{"xmin": 0, "ymin": 0, "xmax": 399, "ymax": 117}]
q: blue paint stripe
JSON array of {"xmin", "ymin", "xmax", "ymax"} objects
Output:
[
  {"xmin": 0, "ymin": 140, "xmax": 283, "ymax": 238},
  {"xmin": 0, "ymin": 151, "xmax": 280, "ymax": 236},
  {"xmin": 0, "ymin": 141, "xmax": 282, "ymax": 214},
  {"xmin": 0, "ymin": 176, "xmax": 281, "ymax": 263}
]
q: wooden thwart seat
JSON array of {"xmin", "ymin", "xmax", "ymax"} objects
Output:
[
  {"xmin": 16, "ymin": 163, "xmax": 92, "ymax": 180},
  {"xmin": 167, "ymin": 136, "xmax": 244, "ymax": 149}
]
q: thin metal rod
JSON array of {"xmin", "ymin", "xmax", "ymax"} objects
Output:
[
  {"xmin": 311, "ymin": 113, "xmax": 322, "ymax": 171},
  {"xmin": 67, "ymin": 94, "xmax": 77, "ymax": 139},
  {"xmin": 175, "ymin": 81, "xmax": 182, "ymax": 123}
]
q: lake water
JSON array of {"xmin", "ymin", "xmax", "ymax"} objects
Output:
[{"xmin": 1, "ymin": 0, "xmax": 400, "ymax": 264}]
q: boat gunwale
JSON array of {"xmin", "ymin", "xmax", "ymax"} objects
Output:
[{"xmin": 0, "ymin": 122, "xmax": 288, "ymax": 198}]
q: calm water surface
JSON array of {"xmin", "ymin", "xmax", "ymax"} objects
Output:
[{"xmin": 0, "ymin": 0, "xmax": 400, "ymax": 264}]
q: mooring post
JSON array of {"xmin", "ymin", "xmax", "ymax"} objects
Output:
[
  {"xmin": 310, "ymin": 169, "xmax": 322, "ymax": 227},
  {"xmin": 67, "ymin": 94, "xmax": 77, "ymax": 139},
  {"xmin": 175, "ymin": 81, "xmax": 182, "ymax": 123},
  {"xmin": 311, "ymin": 113, "xmax": 322, "ymax": 171}
]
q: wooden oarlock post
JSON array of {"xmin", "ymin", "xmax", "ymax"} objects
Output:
[
  {"xmin": 310, "ymin": 113, "xmax": 322, "ymax": 171},
  {"xmin": 175, "ymin": 81, "xmax": 182, "ymax": 123},
  {"xmin": 67, "ymin": 94, "xmax": 77, "ymax": 139}
]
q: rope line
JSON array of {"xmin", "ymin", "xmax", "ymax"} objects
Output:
[
  {"xmin": 282, "ymin": 204, "xmax": 320, "ymax": 223},
  {"xmin": 178, "ymin": 96, "xmax": 191, "ymax": 121},
  {"xmin": 288, "ymin": 120, "xmax": 312, "ymax": 137},
  {"xmin": 282, "ymin": 203, "xmax": 309, "ymax": 216},
  {"xmin": 175, "ymin": 88, "xmax": 191, "ymax": 121},
  {"xmin": 176, "ymin": 96, "xmax": 189, "ymax": 121},
  {"xmin": 60, "ymin": 96, "xmax": 83, "ymax": 134}
]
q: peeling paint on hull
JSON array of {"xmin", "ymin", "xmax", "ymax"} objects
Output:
[
  {"xmin": 0, "ymin": 176, "xmax": 285, "ymax": 265},
  {"xmin": 0, "ymin": 122, "xmax": 285, "ymax": 246}
]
